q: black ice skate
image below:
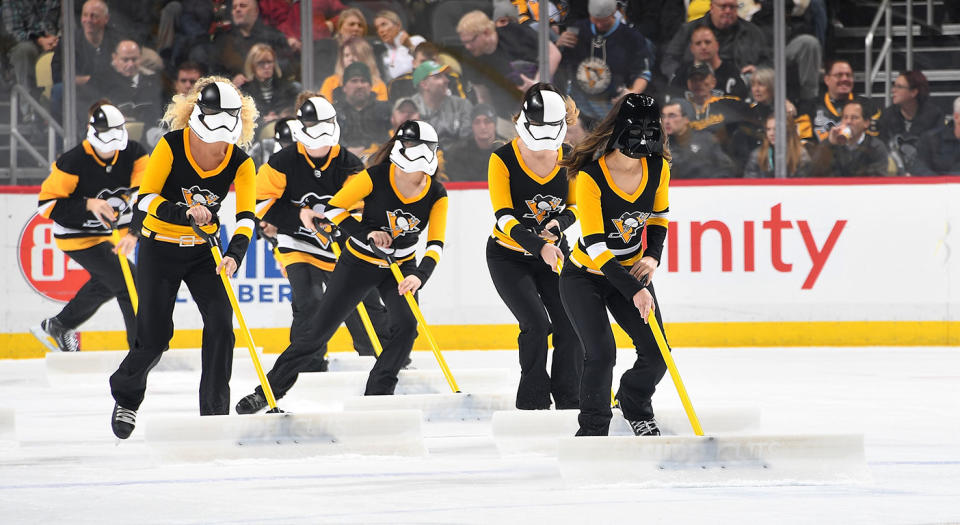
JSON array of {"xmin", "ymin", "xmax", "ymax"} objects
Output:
[
  {"xmin": 236, "ymin": 391, "xmax": 268, "ymax": 414},
  {"xmin": 111, "ymin": 403, "xmax": 137, "ymax": 439},
  {"xmin": 30, "ymin": 318, "xmax": 79, "ymax": 352},
  {"xmin": 627, "ymin": 418, "xmax": 660, "ymax": 436}
]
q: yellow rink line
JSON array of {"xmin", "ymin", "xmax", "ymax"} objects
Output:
[{"xmin": 1, "ymin": 321, "xmax": 957, "ymax": 359}]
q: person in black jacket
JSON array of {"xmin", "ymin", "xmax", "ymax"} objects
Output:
[
  {"xmin": 236, "ymin": 43, "xmax": 298, "ymax": 124},
  {"xmin": 914, "ymin": 97, "xmax": 960, "ymax": 176},
  {"xmin": 662, "ymin": 99, "xmax": 736, "ymax": 179},
  {"xmin": 877, "ymin": 71, "xmax": 945, "ymax": 175}
]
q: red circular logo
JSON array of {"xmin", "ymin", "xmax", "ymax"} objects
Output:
[{"xmin": 17, "ymin": 213, "xmax": 91, "ymax": 303}]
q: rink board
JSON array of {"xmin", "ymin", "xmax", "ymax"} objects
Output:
[
  {"xmin": 342, "ymin": 393, "xmax": 516, "ymax": 422},
  {"xmin": 492, "ymin": 407, "xmax": 762, "ymax": 456},
  {"xmin": 144, "ymin": 410, "xmax": 426, "ymax": 461},
  {"xmin": 558, "ymin": 433, "xmax": 868, "ymax": 486}
]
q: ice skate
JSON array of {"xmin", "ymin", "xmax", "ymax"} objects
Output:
[
  {"xmin": 235, "ymin": 391, "xmax": 268, "ymax": 414},
  {"xmin": 627, "ymin": 418, "xmax": 660, "ymax": 436},
  {"xmin": 111, "ymin": 403, "xmax": 137, "ymax": 439},
  {"xmin": 30, "ymin": 318, "xmax": 79, "ymax": 352}
]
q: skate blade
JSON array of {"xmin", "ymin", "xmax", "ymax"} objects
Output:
[{"xmin": 28, "ymin": 326, "xmax": 59, "ymax": 353}]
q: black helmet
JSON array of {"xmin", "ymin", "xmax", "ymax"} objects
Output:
[
  {"xmin": 610, "ymin": 93, "xmax": 663, "ymax": 159},
  {"xmin": 274, "ymin": 117, "xmax": 296, "ymax": 150}
]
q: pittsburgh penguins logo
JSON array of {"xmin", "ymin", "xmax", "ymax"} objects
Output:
[
  {"xmin": 82, "ymin": 187, "xmax": 131, "ymax": 228},
  {"xmin": 298, "ymin": 221, "xmax": 335, "ymax": 249},
  {"xmin": 609, "ymin": 211, "xmax": 650, "ymax": 243},
  {"xmin": 291, "ymin": 192, "xmax": 331, "ymax": 210},
  {"xmin": 382, "ymin": 209, "xmax": 420, "ymax": 239},
  {"xmin": 180, "ymin": 185, "xmax": 220, "ymax": 207},
  {"xmin": 522, "ymin": 194, "xmax": 563, "ymax": 224}
]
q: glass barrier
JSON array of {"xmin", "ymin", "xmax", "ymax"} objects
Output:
[{"xmin": 5, "ymin": 0, "xmax": 960, "ymax": 181}]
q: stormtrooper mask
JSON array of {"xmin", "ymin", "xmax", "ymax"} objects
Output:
[
  {"xmin": 611, "ymin": 93, "xmax": 663, "ymax": 159},
  {"xmin": 515, "ymin": 86, "xmax": 567, "ymax": 151},
  {"xmin": 390, "ymin": 120, "xmax": 439, "ymax": 176},
  {"xmin": 294, "ymin": 96, "xmax": 340, "ymax": 149},
  {"xmin": 189, "ymin": 81, "xmax": 243, "ymax": 144},
  {"xmin": 273, "ymin": 117, "xmax": 298, "ymax": 153},
  {"xmin": 86, "ymin": 104, "xmax": 128, "ymax": 154}
]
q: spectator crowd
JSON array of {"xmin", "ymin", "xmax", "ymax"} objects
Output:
[{"xmin": 3, "ymin": 0, "xmax": 960, "ymax": 179}]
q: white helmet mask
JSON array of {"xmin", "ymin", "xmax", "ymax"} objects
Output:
[
  {"xmin": 188, "ymin": 81, "xmax": 244, "ymax": 144},
  {"xmin": 86, "ymin": 104, "xmax": 128, "ymax": 154},
  {"xmin": 515, "ymin": 88, "xmax": 567, "ymax": 151},
  {"xmin": 390, "ymin": 120, "xmax": 439, "ymax": 176},
  {"xmin": 294, "ymin": 96, "xmax": 340, "ymax": 149}
]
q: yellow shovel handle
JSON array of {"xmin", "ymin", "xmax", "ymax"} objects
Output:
[
  {"xmin": 111, "ymin": 229, "xmax": 138, "ymax": 314},
  {"xmin": 648, "ymin": 308, "xmax": 703, "ymax": 436},
  {"xmin": 387, "ymin": 261, "xmax": 460, "ymax": 393},
  {"xmin": 210, "ymin": 246, "xmax": 279, "ymax": 411}
]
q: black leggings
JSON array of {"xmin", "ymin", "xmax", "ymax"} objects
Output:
[
  {"xmin": 559, "ymin": 263, "xmax": 669, "ymax": 436},
  {"xmin": 259, "ymin": 249, "xmax": 419, "ymax": 398},
  {"xmin": 59, "ymin": 241, "xmax": 137, "ymax": 350},
  {"xmin": 285, "ymin": 262, "xmax": 389, "ymax": 367},
  {"xmin": 486, "ymin": 238, "xmax": 582, "ymax": 409},
  {"xmin": 110, "ymin": 237, "xmax": 234, "ymax": 415}
]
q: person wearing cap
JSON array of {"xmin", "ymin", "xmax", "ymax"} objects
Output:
[
  {"xmin": 390, "ymin": 97, "xmax": 421, "ymax": 130},
  {"xmin": 669, "ymin": 26, "xmax": 748, "ymax": 101},
  {"xmin": 108, "ymin": 77, "xmax": 260, "ymax": 439},
  {"xmin": 556, "ymin": 0, "xmax": 654, "ymax": 120},
  {"xmin": 333, "ymin": 61, "xmax": 392, "ymax": 160},
  {"xmin": 235, "ymin": 120, "xmax": 449, "ymax": 409},
  {"xmin": 410, "ymin": 60, "xmax": 474, "ymax": 143},
  {"xmin": 250, "ymin": 92, "xmax": 390, "ymax": 379},
  {"xmin": 662, "ymin": 99, "xmax": 736, "ymax": 179},
  {"xmin": 320, "ymin": 37, "xmax": 389, "ymax": 104},
  {"xmin": 32, "ymin": 100, "xmax": 148, "ymax": 354},
  {"xmin": 387, "ymin": 41, "xmax": 467, "ymax": 102},
  {"xmin": 684, "ymin": 61, "xmax": 752, "ymax": 154},
  {"xmin": 456, "ymin": 10, "xmax": 561, "ymax": 118},
  {"xmin": 445, "ymin": 103, "xmax": 506, "ymax": 181}
]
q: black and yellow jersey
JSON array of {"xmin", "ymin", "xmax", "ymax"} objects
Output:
[
  {"xmin": 488, "ymin": 139, "xmax": 577, "ymax": 256},
  {"xmin": 38, "ymin": 139, "xmax": 148, "ymax": 251},
  {"xmin": 801, "ymin": 93, "xmax": 881, "ymax": 142},
  {"xmin": 570, "ymin": 154, "xmax": 670, "ymax": 299},
  {"xmin": 325, "ymin": 162, "xmax": 448, "ymax": 283},
  {"xmin": 256, "ymin": 143, "xmax": 364, "ymax": 270},
  {"xmin": 135, "ymin": 127, "xmax": 256, "ymax": 262}
]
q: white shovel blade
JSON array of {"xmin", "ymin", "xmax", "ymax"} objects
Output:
[
  {"xmin": 343, "ymin": 393, "xmax": 515, "ymax": 422},
  {"xmin": 558, "ymin": 433, "xmax": 868, "ymax": 486},
  {"xmin": 144, "ymin": 409, "xmax": 426, "ymax": 461},
  {"xmin": 492, "ymin": 407, "xmax": 761, "ymax": 456},
  {"xmin": 0, "ymin": 407, "xmax": 15, "ymax": 443},
  {"xmin": 292, "ymin": 368, "xmax": 516, "ymax": 399}
]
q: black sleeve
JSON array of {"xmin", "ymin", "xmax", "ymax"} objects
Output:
[
  {"xmin": 48, "ymin": 198, "xmax": 94, "ymax": 229},
  {"xmin": 555, "ymin": 208, "xmax": 577, "ymax": 231},
  {"xmin": 224, "ymin": 233, "xmax": 251, "ymax": 266},
  {"xmin": 643, "ymin": 223, "xmax": 668, "ymax": 265}
]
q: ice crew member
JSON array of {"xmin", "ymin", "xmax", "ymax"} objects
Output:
[
  {"xmin": 236, "ymin": 120, "xmax": 448, "ymax": 412},
  {"xmin": 256, "ymin": 93, "xmax": 389, "ymax": 366},
  {"xmin": 33, "ymin": 101, "xmax": 147, "ymax": 352},
  {"xmin": 558, "ymin": 93, "xmax": 672, "ymax": 437},
  {"xmin": 109, "ymin": 78, "xmax": 259, "ymax": 439},
  {"xmin": 487, "ymin": 83, "xmax": 584, "ymax": 410}
]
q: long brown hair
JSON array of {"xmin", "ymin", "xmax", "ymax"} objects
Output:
[
  {"xmin": 757, "ymin": 114, "xmax": 803, "ymax": 175},
  {"xmin": 370, "ymin": 133, "xmax": 398, "ymax": 166},
  {"xmin": 559, "ymin": 97, "xmax": 671, "ymax": 179}
]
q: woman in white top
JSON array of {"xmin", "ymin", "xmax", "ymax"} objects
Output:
[{"xmin": 373, "ymin": 10, "xmax": 425, "ymax": 81}]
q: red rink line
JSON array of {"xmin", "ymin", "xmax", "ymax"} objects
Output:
[{"xmin": 5, "ymin": 175, "xmax": 960, "ymax": 194}]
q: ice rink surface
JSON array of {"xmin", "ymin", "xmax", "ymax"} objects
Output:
[{"xmin": 1, "ymin": 346, "xmax": 958, "ymax": 524}]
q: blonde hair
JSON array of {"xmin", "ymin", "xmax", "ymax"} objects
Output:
[
  {"xmin": 374, "ymin": 9, "xmax": 403, "ymax": 29},
  {"xmin": 243, "ymin": 43, "xmax": 280, "ymax": 81},
  {"xmin": 161, "ymin": 75, "xmax": 260, "ymax": 148},
  {"xmin": 335, "ymin": 37, "xmax": 383, "ymax": 84},
  {"xmin": 294, "ymin": 90, "xmax": 325, "ymax": 112},
  {"xmin": 336, "ymin": 8, "xmax": 368, "ymax": 39},
  {"xmin": 457, "ymin": 10, "xmax": 495, "ymax": 36}
]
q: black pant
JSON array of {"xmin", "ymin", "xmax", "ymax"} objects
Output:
[
  {"xmin": 285, "ymin": 262, "xmax": 390, "ymax": 369},
  {"xmin": 486, "ymin": 238, "xmax": 582, "ymax": 409},
  {"xmin": 58, "ymin": 241, "xmax": 137, "ymax": 350},
  {"xmin": 258, "ymin": 249, "xmax": 418, "ymax": 399},
  {"xmin": 109, "ymin": 237, "xmax": 235, "ymax": 415},
  {"xmin": 559, "ymin": 263, "xmax": 669, "ymax": 436}
]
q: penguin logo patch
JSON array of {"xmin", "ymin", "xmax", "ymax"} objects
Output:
[
  {"xmin": 300, "ymin": 221, "xmax": 335, "ymax": 249},
  {"xmin": 82, "ymin": 187, "xmax": 131, "ymax": 228},
  {"xmin": 383, "ymin": 209, "xmax": 420, "ymax": 239},
  {"xmin": 291, "ymin": 192, "xmax": 331, "ymax": 210},
  {"xmin": 522, "ymin": 194, "xmax": 563, "ymax": 224},
  {"xmin": 181, "ymin": 186, "xmax": 219, "ymax": 207},
  {"xmin": 609, "ymin": 211, "xmax": 650, "ymax": 243}
]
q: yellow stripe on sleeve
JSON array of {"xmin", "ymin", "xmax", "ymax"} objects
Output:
[
  {"xmin": 328, "ymin": 169, "xmax": 374, "ymax": 225},
  {"xmin": 234, "ymin": 158, "xmax": 257, "ymax": 239}
]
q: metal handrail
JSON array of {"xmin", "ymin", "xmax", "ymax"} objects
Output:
[
  {"xmin": 865, "ymin": 0, "xmax": 893, "ymax": 105},
  {"xmin": 9, "ymin": 85, "xmax": 65, "ymax": 184}
]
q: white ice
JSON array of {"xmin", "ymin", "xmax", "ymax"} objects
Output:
[{"xmin": 1, "ymin": 346, "xmax": 958, "ymax": 524}]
